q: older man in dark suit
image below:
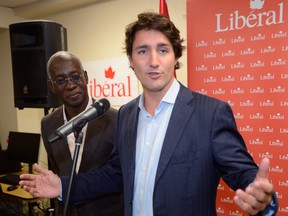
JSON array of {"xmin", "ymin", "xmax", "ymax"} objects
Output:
[{"xmin": 41, "ymin": 51, "xmax": 123, "ymax": 215}]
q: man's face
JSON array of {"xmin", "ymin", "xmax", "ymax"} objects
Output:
[
  {"xmin": 49, "ymin": 58, "xmax": 89, "ymax": 109},
  {"xmin": 129, "ymin": 29, "xmax": 177, "ymax": 96}
]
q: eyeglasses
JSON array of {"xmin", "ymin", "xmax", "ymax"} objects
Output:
[{"xmin": 51, "ymin": 74, "xmax": 85, "ymax": 87}]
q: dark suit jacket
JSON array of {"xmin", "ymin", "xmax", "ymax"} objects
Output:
[
  {"xmin": 62, "ymin": 83, "xmax": 259, "ymax": 216},
  {"xmin": 42, "ymin": 103, "xmax": 123, "ymax": 216}
]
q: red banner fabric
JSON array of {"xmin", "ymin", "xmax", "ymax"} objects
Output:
[
  {"xmin": 159, "ymin": 0, "xmax": 177, "ymax": 78},
  {"xmin": 187, "ymin": 0, "xmax": 287, "ymax": 215},
  {"xmin": 159, "ymin": 0, "xmax": 170, "ymax": 19}
]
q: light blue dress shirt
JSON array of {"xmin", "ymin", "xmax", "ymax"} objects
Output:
[{"xmin": 132, "ymin": 79, "xmax": 180, "ymax": 216}]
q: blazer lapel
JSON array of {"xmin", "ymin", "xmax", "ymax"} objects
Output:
[
  {"xmin": 155, "ymin": 85, "xmax": 194, "ymax": 183},
  {"xmin": 76, "ymin": 98, "xmax": 96, "ymax": 172},
  {"xmin": 78, "ymin": 117, "xmax": 106, "ymax": 172},
  {"xmin": 125, "ymin": 98, "xmax": 141, "ymax": 193},
  {"xmin": 50, "ymin": 109, "xmax": 73, "ymax": 174}
]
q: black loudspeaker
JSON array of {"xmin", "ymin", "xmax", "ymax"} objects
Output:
[{"xmin": 9, "ymin": 21, "xmax": 67, "ymax": 109}]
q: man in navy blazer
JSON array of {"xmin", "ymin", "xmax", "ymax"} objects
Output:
[{"xmin": 20, "ymin": 12, "xmax": 277, "ymax": 215}]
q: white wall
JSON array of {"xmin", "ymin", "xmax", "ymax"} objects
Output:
[
  {"xmin": 0, "ymin": 0, "xmax": 187, "ymax": 168},
  {"xmin": 0, "ymin": 30, "xmax": 18, "ymax": 149},
  {"xmin": 0, "ymin": 6, "xmax": 24, "ymax": 149},
  {"xmin": 0, "ymin": 6, "xmax": 23, "ymax": 28}
]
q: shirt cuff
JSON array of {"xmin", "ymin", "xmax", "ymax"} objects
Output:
[
  {"xmin": 261, "ymin": 193, "xmax": 278, "ymax": 216},
  {"xmin": 58, "ymin": 179, "xmax": 63, "ymax": 201}
]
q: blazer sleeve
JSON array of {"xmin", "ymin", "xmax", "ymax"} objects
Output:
[
  {"xmin": 60, "ymin": 137, "xmax": 123, "ymax": 204},
  {"xmin": 41, "ymin": 115, "xmax": 60, "ymax": 175},
  {"xmin": 211, "ymin": 101, "xmax": 258, "ymax": 190}
]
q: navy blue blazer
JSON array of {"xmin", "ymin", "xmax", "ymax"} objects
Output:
[{"xmin": 62, "ymin": 83, "xmax": 259, "ymax": 216}]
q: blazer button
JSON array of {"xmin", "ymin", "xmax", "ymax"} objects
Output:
[{"xmin": 128, "ymin": 200, "xmax": 133, "ymax": 205}]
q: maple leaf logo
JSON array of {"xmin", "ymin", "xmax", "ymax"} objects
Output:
[
  {"xmin": 250, "ymin": 0, "xmax": 265, "ymax": 10},
  {"xmin": 105, "ymin": 66, "xmax": 115, "ymax": 79}
]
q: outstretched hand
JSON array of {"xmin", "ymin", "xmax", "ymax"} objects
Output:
[
  {"xmin": 234, "ymin": 158, "xmax": 275, "ymax": 215},
  {"xmin": 19, "ymin": 163, "xmax": 61, "ymax": 198}
]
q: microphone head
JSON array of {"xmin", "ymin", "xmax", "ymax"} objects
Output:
[
  {"xmin": 92, "ymin": 98, "xmax": 110, "ymax": 115},
  {"xmin": 48, "ymin": 132, "xmax": 62, "ymax": 143},
  {"xmin": 48, "ymin": 99, "xmax": 110, "ymax": 144},
  {"xmin": 98, "ymin": 98, "xmax": 110, "ymax": 111}
]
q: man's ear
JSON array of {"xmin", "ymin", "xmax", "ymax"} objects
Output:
[
  {"xmin": 84, "ymin": 71, "xmax": 89, "ymax": 84},
  {"xmin": 129, "ymin": 58, "xmax": 134, "ymax": 71},
  {"xmin": 48, "ymin": 80, "xmax": 56, "ymax": 93}
]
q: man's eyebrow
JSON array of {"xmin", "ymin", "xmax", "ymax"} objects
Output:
[
  {"xmin": 134, "ymin": 44, "xmax": 149, "ymax": 50},
  {"xmin": 157, "ymin": 43, "xmax": 170, "ymax": 48},
  {"xmin": 135, "ymin": 43, "xmax": 170, "ymax": 50}
]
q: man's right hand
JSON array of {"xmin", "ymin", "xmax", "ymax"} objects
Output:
[{"xmin": 19, "ymin": 163, "xmax": 61, "ymax": 198}]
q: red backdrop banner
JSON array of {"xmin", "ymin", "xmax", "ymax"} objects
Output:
[
  {"xmin": 159, "ymin": 0, "xmax": 177, "ymax": 78},
  {"xmin": 159, "ymin": 0, "xmax": 170, "ymax": 19},
  {"xmin": 187, "ymin": 0, "xmax": 287, "ymax": 215}
]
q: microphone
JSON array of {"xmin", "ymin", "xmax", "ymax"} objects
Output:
[{"xmin": 48, "ymin": 98, "xmax": 110, "ymax": 143}]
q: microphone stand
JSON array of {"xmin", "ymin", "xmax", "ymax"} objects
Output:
[{"xmin": 63, "ymin": 130, "xmax": 83, "ymax": 216}]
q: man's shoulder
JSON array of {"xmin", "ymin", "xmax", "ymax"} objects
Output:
[
  {"xmin": 41, "ymin": 107, "xmax": 63, "ymax": 124},
  {"xmin": 118, "ymin": 96, "xmax": 140, "ymax": 115},
  {"xmin": 103, "ymin": 106, "xmax": 118, "ymax": 119},
  {"xmin": 179, "ymin": 84, "xmax": 225, "ymax": 106}
]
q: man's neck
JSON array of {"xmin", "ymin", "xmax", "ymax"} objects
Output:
[{"xmin": 65, "ymin": 98, "xmax": 90, "ymax": 121}]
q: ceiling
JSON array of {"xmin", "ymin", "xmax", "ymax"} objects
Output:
[
  {"xmin": 0, "ymin": 0, "xmax": 41, "ymax": 8},
  {"xmin": 0, "ymin": 0, "xmax": 110, "ymax": 18}
]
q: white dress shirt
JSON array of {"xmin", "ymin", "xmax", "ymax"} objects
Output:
[{"xmin": 63, "ymin": 98, "xmax": 92, "ymax": 173}]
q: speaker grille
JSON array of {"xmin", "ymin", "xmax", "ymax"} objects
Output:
[{"xmin": 9, "ymin": 21, "xmax": 67, "ymax": 109}]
